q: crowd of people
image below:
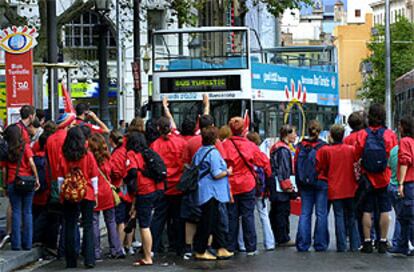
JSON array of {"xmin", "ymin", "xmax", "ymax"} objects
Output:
[{"xmin": 0, "ymin": 95, "xmax": 413, "ymax": 269}]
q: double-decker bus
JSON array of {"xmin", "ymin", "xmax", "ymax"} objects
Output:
[{"xmin": 151, "ymin": 27, "xmax": 339, "ymax": 141}]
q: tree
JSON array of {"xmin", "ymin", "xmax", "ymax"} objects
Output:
[
  {"xmin": 360, "ymin": 17, "xmax": 414, "ymax": 103},
  {"xmin": 252, "ymin": 0, "xmax": 313, "ymax": 19}
]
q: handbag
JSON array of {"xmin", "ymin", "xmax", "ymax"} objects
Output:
[
  {"xmin": 230, "ymin": 139, "xmax": 263, "ymax": 195},
  {"xmin": 13, "ymin": 144, "xmax": 36, "ymax": 193},
  {"xmin": 98, "ymin": 167, "xmax": 121, "ymax": 207}
]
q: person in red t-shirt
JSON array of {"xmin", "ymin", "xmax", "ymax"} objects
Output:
[
  {"xmin": 74, "ymin": 103, "xmax": 109, "ymax": 134},
  {"xmin": 354, "ymin": 104, "xmax": 398, "ymax": 254},
  {"xmin": 109, "ymin": 130, "xmax": 135, "ymax": 255},
  {"xmin": 388, "ymin": 116, "xmax": 414, "ymax": 256},
  {"xmin": 89, "ymin": 134, "xmax": 124, "ymax": 260},
  {"xmin": 344, "ymin": 111, "xmax": 366, "ymax": 147},
  {"xmin": 316, "ymin": 124, "xmax": 359, "ymax": 252},
  {"xmin": 32, "ymin": 121, "xmax": 58, "ymax": 250},
  {"xmin": 57, "ymin": 126, "xmax": 98, "ymax": 268},
  {"xmin": 16, "ymin": 105, "xmax": 36, "ymax": 145},
  {"xmin": 223, "ymin": 117, "xmax": 271, "ymax": 254},
  {"xmin": 150, "ymin": 117, "xmax": 187, "ymax": 256},
  {"xmin": 3, "ymin": 124, "xmax": 39, "ymax": 251},
  {"xmin": 124, "ymin": 132, "xmax": 160, "ymax": 266}
]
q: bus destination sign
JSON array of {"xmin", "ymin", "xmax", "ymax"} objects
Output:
[{"xmin": 160, "ymin": 75, "xmax": 241, "ymax": 93}]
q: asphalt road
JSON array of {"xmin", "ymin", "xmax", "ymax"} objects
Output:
[{"xmin": 28, "ymin": 210, "xmax": 414, "ymax": 272}]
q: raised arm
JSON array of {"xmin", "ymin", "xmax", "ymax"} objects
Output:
[
  {"xmin": 163, "ymin": 97, "xmax": 177, "ymax": 130},
  {"xmin": 202, "ymin": 94, "xmax": 210, "ymax": 115}
]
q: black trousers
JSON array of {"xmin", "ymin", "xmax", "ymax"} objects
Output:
[
  {"xmin": 269, "ymin": 200, "xmax": 291, "ymax": 244},
  {"xmin": 193, "ymin": 198, "xmax": 227, "ymax": 254},
  {"xmin": 63, "ymin": 200, "xmax": 95, "ymax": 268},
  {"xmin": 150, "ymin": 193, "xmax": 185, "ymax": 255},
  {"xmin": 33, "ymin": 204, "xmax": 60, "ymax": 250}
]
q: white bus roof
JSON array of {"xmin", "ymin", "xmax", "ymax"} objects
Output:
[{"xmin": 153, "ymin": 26, "xmax": 250, "ymax": 34}]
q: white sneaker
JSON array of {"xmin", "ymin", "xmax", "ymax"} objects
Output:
[
  {"xmin": 132, "ymin": 241, "xmax": 142, "ymax": 249},
  {"xmin": 246, "ymin": 250, "xmax": 258, "ymax": 256},
  {"xmin": 0, "ymin": 235, "xmax": 10, "ymax": 249},
  {"xmin": 128, "ymin": 247, "xmax": 135, "ymax": 256},
  {"xmin": 121, "ymin": 248, "xmax": 126, "ymax": 256}
]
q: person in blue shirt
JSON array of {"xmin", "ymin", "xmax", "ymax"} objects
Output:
[{"xmin": 192, "ymin": 126, "xmax": 233, "ymax": 261}]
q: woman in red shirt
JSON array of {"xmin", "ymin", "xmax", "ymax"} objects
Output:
[
  {"xmin": 57, "ymin": 126, "xmax": 98, "ymax": 268},
  {"xmin": 150, "ymin": 117, "xmax": 187, "ymax": 256},
  {"xmin": 109, "ymin": 129, "xmax": 135, "ymax": 255},
  {"xmin": 3, "ymin": 124, "xmax": 39, "ymax": 251},
  {"xmin": 388, "ymin": 116, "xmax": 414, "ymax": 256},
  {"xmin": 89, "ymin": 134, "xmax": 124, "ymax": 260},
  {"xmin": 222, "ymin": 117, "xmax": 271, "ymax": 255}
]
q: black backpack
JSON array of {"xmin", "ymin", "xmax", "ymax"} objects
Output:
[
  {"xmin": 140, "ymin": 148, "xmax": 167, "ymax": 184},
  {"xmin": 0, "ymin": 137, "xmax": 8, "ymax": 162},
  {"xmin": 177, "ymin": 148, "xmax": 215, "ymax": 194},
  {"xmin": 33, "ymin": 155, "xmax": 48, "ymax": 193},
  {"xmin": 361, "ymin": 128, "xmax": 388, "ymax": 173}
]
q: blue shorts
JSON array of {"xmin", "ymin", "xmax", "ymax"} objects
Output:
[
  {"xmin": 362, "ymin": 186, "xmax": 392, "ymax": 213},
  {"xmin": 135, "ymin": 191, "xmax": 159, "ymax": 228},
  {"xmin": 115, "ymin": 201, "xmax": 132, "ymax": 225}
]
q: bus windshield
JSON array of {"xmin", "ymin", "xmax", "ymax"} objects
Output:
[{"xmin": 153, "ymin": 29, "xmax": 248, "ymax": 72}]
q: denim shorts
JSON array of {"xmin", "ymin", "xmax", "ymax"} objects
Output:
[
  {"xmin": 115, "ymin": 201, "xmax": 132, "ymax": 225},
  {"xmin": 362, "ymin": 186, "xmax": 392, "ymax": 213},
  {"xmin": 135, "ymin": 191, "xmax": 158, "ymax": 228}
]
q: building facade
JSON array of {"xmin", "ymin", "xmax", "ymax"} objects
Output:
[{"xmin": 370, "ymin": 0, "xmax": 414, "ymax": 24}]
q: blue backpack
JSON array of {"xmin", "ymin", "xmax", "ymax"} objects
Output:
[
  {"xmin": 296, "ymin": 141, "xmax": 325, "ymax": 186},
  {"xmin": 33, "ymin": 155, "xmax": 47, "ymax": 193},
  {"xmin": 362, "ymin": 128, "xmax": 388, "ymax": 173},
  {"xmin": 254, "ymin": 166, "xmax": 267, "ymax": 196}
]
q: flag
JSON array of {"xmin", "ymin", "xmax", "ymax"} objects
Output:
[
  {"xmin": 61, "ymin": 82, "xmax": 74, "ymax": 113},
  {"xmin": 242, "ymin": 109, "xmax": 250, "ymax": 136}
]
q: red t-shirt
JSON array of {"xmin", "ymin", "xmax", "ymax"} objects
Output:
[
  {"xmin": 316, "ymin": 143, "xmax": 358, "ymax": 200},
  {"xmin": 398, "ymin": 137, "xmax": 414, "ymax": 183},
  {"xmin": 126, "ymin": 150, "xmax": 157, "ymax": 195},
  {"xmin": 5, "ymin": 143, "xmax": 33, "ymax": 184},
  {"xmin": 182, "ymin": 135, "xmax": 227, "ymax": 165},
  {"xmin": 343, "ymin": 131, "xmax": 360, "ymax": 146},
  {"xmin": 150, "ymin": 134, "xmax": 187, "ymax": 195},
  {"xmin": 75, "ymin": 119, "xmax": 104, "ymax": 134},
  {"xmin": 95, "ymin": 159, "xmax": 115, "ymax": 211},
  {"xmin": 109, "ymin": 145, "xmax": 132, "ymax": 202},
  {"xmin": 16, "ymin": 121, "xmax": 31, "ymax": 145},
  {"xmin": 355, "ymin": 127, "xmax": 398, "ymax": 189},
  {"xmin": 45, "ymin": 129, "xmax": 67, "ymax": 181},
  {"xmin": 223, "ymin": 136, "xmax": 271, "ymax": 195},
  {"xmin": 57, "ymin": 152, "xmax": 99, "ymax": 202}
]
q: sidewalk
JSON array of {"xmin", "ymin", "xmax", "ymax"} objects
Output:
[{"xmin": 0, "ymin": 197, "xmax": 107, "ymax": 272}]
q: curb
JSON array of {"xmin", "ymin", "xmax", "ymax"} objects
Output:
[{"xmin": 0, "ymin": 247, "xmax": 42, "ymax": 272}]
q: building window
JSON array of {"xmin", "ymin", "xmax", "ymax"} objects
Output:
[
  {"xmin": 355, "ymin": 9, "xmax": 361, "ymax": 18},
  {"xmin": 64, "ymin": 11, "xmax": 116, "ymax": 49},
  {"xmin": 147, "ymin": 9, "xmax": 164, "ymax": 46}
]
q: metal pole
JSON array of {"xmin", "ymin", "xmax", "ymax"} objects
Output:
[
  {"xmin": 133, "ymin": 0, "xmax": 142, "ymax": 117},
  {"xmin": 385, "ymin": 0, "xmax": 392, "ymax": 128},
  {"xmin": 116, "ymin": 0, "xmax": 123, "ymax": 124},
  {"xmin": 98, "ymin": 17, "xmax": 110, "ymax": 126},
  {"xmin": 47, "ymin": 0, "xmax": 59, "ymax": 120}
]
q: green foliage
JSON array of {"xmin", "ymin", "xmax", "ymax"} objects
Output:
[
  {"xmin": 169, "ymin": 0, "xmax": 205, "ymax": 27},
  {"xmin": 254, "ymin": 0, "xmax": 314, "ymax": 18},
  {"xmin": 360, "ymin": 17, "xmax": 414, "ymax": 103}
]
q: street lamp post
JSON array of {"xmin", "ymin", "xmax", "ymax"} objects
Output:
[
  {"xmin": 133, "ymin": 0, "xmax": 141, "ymax": 117},
  {"xmin": 95, "ymin": 0, "xmax": 111, "ymax": 126},
  {"xmin": 385, "ymin": 0, "xmax": 392, "ymax": 128}
]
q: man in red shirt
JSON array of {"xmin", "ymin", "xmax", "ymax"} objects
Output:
[
  {"xmin": 16, "ymin": 105, "xmax": 36, "ymax": 144},
  {"xmin": 355, "ymin": 103, "xmax": 398, "ymax": 254},
  {"xmin": 75, "ymin": 103, "xmax": 109, "ymax": 134},
  {"xmin": 317, "ymin": 125, "xmax": 359, "ymax": 252}
]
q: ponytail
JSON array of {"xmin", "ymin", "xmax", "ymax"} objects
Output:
[{"xmin": 157, "ymin": 117, "xmax": 171, "ymax": 140}]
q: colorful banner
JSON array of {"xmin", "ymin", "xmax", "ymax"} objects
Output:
[
  {"xmin": 5, "ymin": 50, "xmax": 33, "ymax": 107},
  {"xmin": 0, "ymin": 25, "xmax": 38, "ymax": 123}
]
